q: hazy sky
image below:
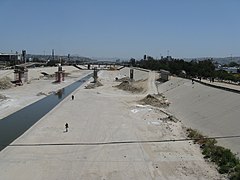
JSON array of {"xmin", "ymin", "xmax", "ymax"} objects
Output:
[{"xmin": 0, "ymin": 0, "xmax": 239, "ymax": 59}]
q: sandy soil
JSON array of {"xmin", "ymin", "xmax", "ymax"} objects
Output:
[{"xmin": 0, "ymin": 67, "xmax": 225, "ymax": 180}]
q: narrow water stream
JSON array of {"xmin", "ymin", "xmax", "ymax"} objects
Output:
[{"xmin": 0, "ymin": 73, "xmax": 92, "ymax": 151}]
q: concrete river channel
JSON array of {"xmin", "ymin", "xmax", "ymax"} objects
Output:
[{"xmin": 0, "ymin": 73, "xmax": 92, "ymax": 151}]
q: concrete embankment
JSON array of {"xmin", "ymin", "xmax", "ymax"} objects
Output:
[{"xmin": 157, "ymin": 76, "xmax": 240, "ymax": 155}]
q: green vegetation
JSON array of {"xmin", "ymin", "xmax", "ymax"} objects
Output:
[
  {"xmin": 186, "ymin": 128, "xmax": 240, "ymax": 179},
  {"xmin": 214, "ymin": 70, "xmax": 240, "ymax": 82},
  {"xmin": 135, "ymin": 57, "xmax": 215, "ymax": 78},
  {"xmin": 227, "ymin": 62, "xmax": 239, "ymax": 67},
  {"xmin": 131, "ymin": 57, "xmax": 240, "ymax": 82}
]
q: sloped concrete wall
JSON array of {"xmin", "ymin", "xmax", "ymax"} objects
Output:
[{"xmin": 157, "ymin": 76, "xmax": 240, "ymax": 155}]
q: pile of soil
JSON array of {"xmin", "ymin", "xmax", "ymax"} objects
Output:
[
  {"xmin": 40, "ymin": 73, "xmax": 56, "ymax": 80},
  {"xmin": 139, "ymin": 94, "xmax": 170, "ymax": 107},
  {"xmin": 0, "ymin": 77, "xmax": 13, "ymax": 89},
  {"xmin": 0, "ymin": 94, "xmax": 7, "ymax": 101},
  {"xmin": 108, "ymin": 66, "xmax": 117, "ymax": 71},
  {"xmin": 85, "ymin": 80, "xmax": 103, "ymax": 89},
  {"xmin": 115, "ymin": 80, "xmax": 144, "ymax": 93}
]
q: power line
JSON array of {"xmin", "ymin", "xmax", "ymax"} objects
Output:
[{"xmin": 1, "ymin": 135, "xmax": 240, "ymax": 147}]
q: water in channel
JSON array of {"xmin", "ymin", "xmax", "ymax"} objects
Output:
[{"xmin": 0, "ymin": 73, "xmax": 92, "ymax": 151}]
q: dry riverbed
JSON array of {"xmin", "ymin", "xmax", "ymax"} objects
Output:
[{"xmin": 0, "ymin": 67, "xmax": 225, "ymax": 179}]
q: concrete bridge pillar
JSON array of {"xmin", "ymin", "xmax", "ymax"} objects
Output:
[
  {"xmin": 130, "ymin": 69, "xmax": 134, "ymax": 80},
  {"xmin": 93, "ymin": 67, "xmax": 98, "ymax": 83}
]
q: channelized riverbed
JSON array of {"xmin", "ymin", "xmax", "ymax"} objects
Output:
[{"xmin": 0, "ymin": 73, "xmax": 92, "ymax": 151}]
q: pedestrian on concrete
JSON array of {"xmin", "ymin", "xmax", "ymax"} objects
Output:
[
  {"xmin": 65, "ymin": 123, "xmax": 69, "ymax": 132},
  {"xmin": 71, "ymin": 95, "xmax": 74, "ymax": 100}
]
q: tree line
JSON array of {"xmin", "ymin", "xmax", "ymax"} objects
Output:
[{"xmin": 130, "ymin": 57, "xmax": 240, "ymax": 82}]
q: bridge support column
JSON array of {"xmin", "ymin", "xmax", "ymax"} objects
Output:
[
  {"xmin": 93, "ymin": 67, "xmax": 98, "ymax": 83},
  {"xmin": 130, "ymin": 69, "xmax": 134, "ymax": 80}
]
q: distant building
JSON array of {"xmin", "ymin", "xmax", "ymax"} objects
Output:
[
  {"xmin": 167, "ymin": 56, "xmax": 172, "ymax": 61},
  {"xmin": 0, "ymin": 53, "xmax": 21, "ymax": 66},
  {"xmin": 160, "ymin": 69, "xmax": 170, "ymax": 81},
  {"xmin": 221, "ymin": 67, "xmax": 239, "ymax": 74},
  {"xmin": 215, "ymin": 64, "xmax": 239, "ymax": 74},
  {"xmin": 52, "ymin": 49, "xmax": 55, "ymax": 60}
]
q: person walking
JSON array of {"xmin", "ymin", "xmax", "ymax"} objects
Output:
[
  {"xmin": 71, "ymin": 95, "xmax": 74, "ymax": 100},
  {"xmin": 65, "ymin": 123, "xmax": 69, "ymax": 132}
]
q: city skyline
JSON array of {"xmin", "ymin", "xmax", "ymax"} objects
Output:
[{"xmin": 0, "ymin": 0, "xmax": 239, "ymax": 59}]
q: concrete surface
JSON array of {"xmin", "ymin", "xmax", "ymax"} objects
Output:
[
  {"xmin": 157, "ymin": 76, "xmax": 240, "ymax": 156},
  {"xmin": 0, "ymin": 68, "xmax": 225, "ymax": 180}
]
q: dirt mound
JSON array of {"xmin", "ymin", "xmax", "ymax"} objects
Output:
[
  {"xmin": 108, "ymin": 66, "xmax": 118, "ymax": 71},
  {"xmin": 0, "ymin": 94, "xmax": 7, "ymax": 101},
  {"xmin": 85, "ymin": 80, "xmax": 103, "ymax": 89},
  {"xmin": 139, "ymin": 94, "xmax": 170, "ymax": 107},
  {"xmin": 40, "ymin": 73, "xmax": 56, "ymax": 80},
  {"xmin": 0, "ymin": 77, "xmax": 13, "ymax": 89},
  {"xmin": 115, "ymin": 80, "xmax": 144, "ymax": 93}
]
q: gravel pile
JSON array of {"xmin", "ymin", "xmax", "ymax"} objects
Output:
[
  {"xmin": 115, "ymin": 80, "xmax": 143, "ymax": 93},
  {"xmin": 0, "ymin": 94, "xmax": 7, "ymax": 101},
  {"xmin": 0, "ymin": 77, "xmax": 13, "ymax": 89},
  {"xmin": 85, "ymin": 80, "xmax": 103, "ymax": 89},
  {"xmin": 139, "ymin": 94, "xmax": 170, "ymax": 107}
]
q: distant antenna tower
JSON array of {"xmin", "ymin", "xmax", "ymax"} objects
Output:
[{"xmin": 52, "ymin": 49, "xmax": 55, "ymax": 60}]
